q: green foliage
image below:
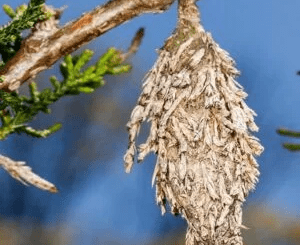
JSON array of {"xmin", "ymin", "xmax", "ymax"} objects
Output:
[
  {"xmin": 0, "ymin": 75, "xmax": 5, "ymax": 82},
  {"xmin": 0, "ymin": 0, "xmax": 51, "ymax": 65},
  {"xmin": 0, "ymin": 2, "xmax": 132, "ymax": 140},
  {"xmin": 277, "ymin": 128, "xmax": 300, "ymax": 151},
  {"xmin": 277, "ymin": 128, "xmax": 300, "ymax": 138},
  {"xmin": 282, "ymin": 143, "xmax": 300, "ymax": 151},
  {"xmin": 0, "ymin": 48, "xmax": 131, "ymax": 140}
]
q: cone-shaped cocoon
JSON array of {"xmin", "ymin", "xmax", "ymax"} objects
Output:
[{"xmin": 124, "ymin": 1, "xmax": 264, "ymax": 244}]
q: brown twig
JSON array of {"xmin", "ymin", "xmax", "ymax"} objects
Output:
[
  {"xmin": 0, "ymin": 0, "xmax": 175, "ymax": 92},
  {"xmin": 121, "ymin": 27, "xmax": 145, "ymax": 62},
  {"xmin": 0, "ymin": 154, "xmax": 58, "ymax": 193}
]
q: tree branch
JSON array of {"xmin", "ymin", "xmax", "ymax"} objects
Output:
[
  {"xmin": 0, "ymin": 154, "xmax": 58, "ymax": 193},
  {"xmin": 0, "ymin": 25, "xmax": 145, "ymax": 192},
  {"xmin": 0, "ymin": 0, "xmax": 175, "ymax": 92}
]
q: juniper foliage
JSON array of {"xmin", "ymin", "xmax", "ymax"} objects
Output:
[
  {"xmin": 0, "ymin": 2, "xmax": 132, "ymax": 141},
  {"xmin": 0, "ymin": 1, "xmax": 51, "ymax": 66},
  {"xmin": 277, "ymin": 128, "xmax": 300, "ymax": 151},
  {"xmin": 0, "ymin": 1, "xmax": 133, "ymax": 192},
  {"xmin": 277, "ymin": 72, "xmax": 300, "ymax": 151},
  {"xmin": 0, "ymin": 48, "xmax": 131, "ymax": 140}
]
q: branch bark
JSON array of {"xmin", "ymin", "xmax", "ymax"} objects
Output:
[
  {"xmin": 0, "ymin": 0, "xmax": 175, "ymax": 92},
  {"xmin": 0, "ymin": 21, "xmax": 145, "ymax": 194}
]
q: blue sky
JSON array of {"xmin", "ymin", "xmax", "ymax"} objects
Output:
[{"xmin": 1, "ymin": 0, "xmax": 300, "ymax": 244}]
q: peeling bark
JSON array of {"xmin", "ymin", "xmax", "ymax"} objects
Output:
[{"xmin": 0, "ymin": 0, "xmax": 175, "ymax": 92}]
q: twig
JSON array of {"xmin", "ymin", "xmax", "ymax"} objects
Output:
[
  {"xmin": 0, "ymin": 21, "xmax": 146, "ymax": 192},
  {"xmin": 0, "ymin": 0, "xmax": 174, "ymax": 92},
  {"xmin": 0, "ymin": 154, "xmax": 58, "ymax": 193},
  {"xmin": 121, "ymin": 27, "xmax": 145, "ymax": 61}
]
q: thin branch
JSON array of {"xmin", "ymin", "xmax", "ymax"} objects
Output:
[
  {"xmin": 121, "ymin": 27, "xmax": 145, "ymax": 61},
  {"xmin": 0, "ymin": 154, "xmax": 58, "ymax": 193},
  {"xmin": 0, "ymin": 25, "xmax": 145, "ymax": 192},
  {"xmin": 277, "ymin": 128, "xmax": 300, "ymax": 138},
  {"xmin": 0, "ymin": 0, "xmax": 175, "ymax": 92}
]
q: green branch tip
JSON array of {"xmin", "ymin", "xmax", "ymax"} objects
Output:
[
  {"xmin": 277, "ymin": 128, "xmax": 300, "ymax": 138},
  {"xmin": 16, "ymin": 4, "xmax": 27, "ymax": 15},
  {"xmin": 2, "ymin": 4, "xmax": 16, "ymax": 19},
  {"xmin": 0, "ymin": 75, "xmax": 5, "ymax": 83},
  {"xmin": 283, "ymin": 143, "xmax": 300, "ymax": 151},
  {"xmin": 0, "ymin": 46, "xmax": 133, "ymax": 140}
]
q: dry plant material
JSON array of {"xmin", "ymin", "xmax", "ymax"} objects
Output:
[
  {"xmin": 0, "ymin": 155, "xmax": 58, "ymax": 193},
  {"xmin": 124, "ymin": 0, "xmax": 264, "ymax": 244}
]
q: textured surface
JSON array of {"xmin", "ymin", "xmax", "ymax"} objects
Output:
[
  {"xmin": 0, "ymin": 0, "xmax": 175, "ymax": 92},
  {"xmin": 124, "ymin": 0, "xmax": 264, "ymax": 244}
]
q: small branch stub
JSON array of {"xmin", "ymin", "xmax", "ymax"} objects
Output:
[{"xmin": 0, "ymin": 155, "xmax": 58, "ymax": 193}]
